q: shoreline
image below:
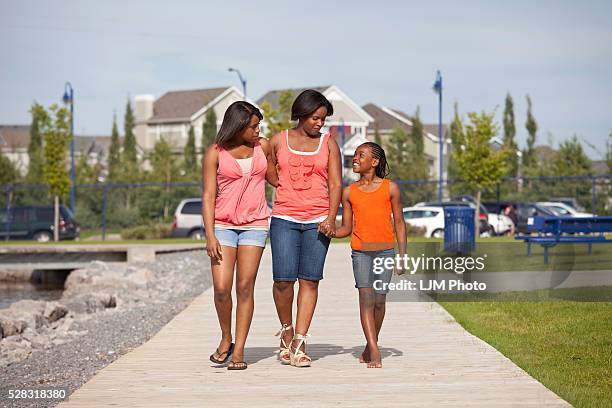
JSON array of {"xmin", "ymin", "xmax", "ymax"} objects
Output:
[{"xmin": 0, "ymin": 251, "xmax": 212, "ymax": 408}]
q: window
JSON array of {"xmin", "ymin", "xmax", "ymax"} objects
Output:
[
  {"xmin": 35, "ymin": 208, "xmax": 54, "ymax": 222},
  {"xmin": 422, "ymin": 210, "xmax": 439, "ymax": 218},
  {"xmin": 181, "ymin": 201, "xmax": 202, "ymax": 215},
  {"xmin": 404, "ymin": 210, "xmax": 424, "ymax": 219}
]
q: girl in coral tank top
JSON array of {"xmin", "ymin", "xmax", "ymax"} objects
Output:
[
  {"xmin": 335, "ymin": 142, "xmax": 407, "ymax": 368},
  {"xmin": 202, "ymin": 101, "xmax": 278, "ymax": 370}
]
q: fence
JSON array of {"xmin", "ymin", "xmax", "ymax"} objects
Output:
[{"xmin": 1, "ymin": 174, "xmax": 611, "ymax": 240}]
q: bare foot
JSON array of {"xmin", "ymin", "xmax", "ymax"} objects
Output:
[
  {"xmin": 367, "ymin": 348, "xmax": 382, "ymax": 368},
  {"xmin": 359, "ymin": 345, "xmax": 370, "ymax": 363}
]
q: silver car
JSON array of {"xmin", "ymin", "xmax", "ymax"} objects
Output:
[{"xmin": 171, "ymin": 198, "xmax": 204, "ymax": 239}]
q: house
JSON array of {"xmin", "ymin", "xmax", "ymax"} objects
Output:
[
  {"xmin": 0, "ymin": 124, "xmax": 111, "ymax": 178},
  {"xmin": 0, "ymin": 125, "xmax": 30, "ymax": 175},
  {"xmin": 133, "ymin": 86, "xmax": 244, "ymax": 156},
  {"xmin": 362, "ymin": 103, "xmax": 450, "ymax": 180},
  {"xmin": 257, "ymin": 85, "xmax": 374, "ymax": 177}
]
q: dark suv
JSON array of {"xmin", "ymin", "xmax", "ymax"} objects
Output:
[{"xmin": 0, "ymin": 205, "xmax": 79, "ymax": 242}]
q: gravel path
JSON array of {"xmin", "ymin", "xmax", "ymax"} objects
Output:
[{"xmin": 0, "ymin": 250, "xmax": 212, "ymax": 408}]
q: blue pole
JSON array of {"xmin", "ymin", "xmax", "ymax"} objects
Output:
[
  {"xmin": 591, "ymin": 176, "xmax": 596, "ymax": 214},
  {"xmin": 435, "ymin": 71, "xmax": 443, "ymax": 203},
  {"xmin": 63, "ymin": 82, "xmax": 76, "ymax": 214},
  {"xmin": 339, "ymin": 120, "xmax": 345, "ymax": 185}
]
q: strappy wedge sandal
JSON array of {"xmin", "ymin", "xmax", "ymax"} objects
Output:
[
  {"xmin": 274, "ymin": 323, "xmax": 293, "ymax": 365},
  {"xmin": 290, "ymin": 333, "xmax": 312, "ymax": 368}
]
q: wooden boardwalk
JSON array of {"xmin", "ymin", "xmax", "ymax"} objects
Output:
[{"xmin": 60, "ymin": 244, "xmax": 570, "ymax": 407}]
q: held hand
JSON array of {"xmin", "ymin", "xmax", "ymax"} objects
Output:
[
  {"xmin": 206, "ymin": 235, "xmax": 223, "ymax": 261},
  {"xmin": 318, "ymin": 219, "xmax": 336, "ymax": 238}
]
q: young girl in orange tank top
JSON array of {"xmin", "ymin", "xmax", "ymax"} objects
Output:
[{"xmin": 334, "ymin": 142, "xmax": 407, "ymax": 368}]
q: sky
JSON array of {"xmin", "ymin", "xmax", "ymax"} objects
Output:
[{"xmin": 1, "ymin": 0, "xmax": 611, "ymax": 159}]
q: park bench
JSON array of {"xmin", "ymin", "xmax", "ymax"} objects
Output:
[{"xmin": 515, "ymin": 216, "xmax": 612, "ymax": 264}]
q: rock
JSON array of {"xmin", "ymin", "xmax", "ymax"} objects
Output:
[
  {"xmin": 44, "ymin": 303, "xmax": 68, "ymax": 323},
  {"xmin": 64, "ymin": 293, "xmax": 118, "ymax": 314},
  {"xmin": 0, "ymin": 319, "xmax": 27, "ymax": 337}
]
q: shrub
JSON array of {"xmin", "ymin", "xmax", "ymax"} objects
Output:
[{"xmin": 121, "ymin": 223, "xmax": 172, "ymax": 240}]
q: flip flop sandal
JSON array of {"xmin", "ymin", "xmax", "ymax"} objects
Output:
[
  {"xmin": 209, "ymin": 342, "xmax": 234, "ymax": 364},
  {"xmin": 227, "ymin": 361, "xmax": 248, "ymax": 370}
]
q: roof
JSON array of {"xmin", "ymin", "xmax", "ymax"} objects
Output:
[
  {"xmin": 363, "ymin": 103, "xmax": 412, "ymax": 134},
  {"xmin": 0, "ymin": 125, "xmax": 30, "ymax": 149},
  {"xmin": 256, "ymin": 86, "xmax": 329, "ymax": 109},
  {"xmin": 592, "ymin": 160, "xmax": 609, "ymax": 175},
  {"xmin": 149, "ymin": 87, "xmax": 231, "ymax": 122}
]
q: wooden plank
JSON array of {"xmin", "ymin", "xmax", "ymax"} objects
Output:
[{"xmin": 59, "ymin": 243, "xmax": 570, "ymax": 407}]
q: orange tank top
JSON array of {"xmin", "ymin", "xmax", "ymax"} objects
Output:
[{"xmin": 349, "ymin": 179, "xmax": 395, "ymax": 251}]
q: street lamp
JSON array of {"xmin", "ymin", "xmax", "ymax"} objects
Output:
[
  {"xmin": 228, "ymin": 67, "xmax": 247, "ymax": 100},
  {"xmin": 433, "ymin": 71, "xmax": 443, "ymax": 203},
  {"xmin": 62, "ymin": 82, "xmax": 75, "ymax": 214}
]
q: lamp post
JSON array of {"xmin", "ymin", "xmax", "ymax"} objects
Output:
[
  {"xmin": 228, "ymin": 67, "xmax": 247, "ymax": 100},
  {"xmin": 433, "ymin": 71, "xmax": 443, "ymax": 203},
  {"xmin": 62, "ymin": 82, "xmax": 75, "ymax": 214}
]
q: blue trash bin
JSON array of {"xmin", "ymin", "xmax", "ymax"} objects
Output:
[{"xmin": 443, "ymin": 207, "xmax": 475, "ymax": 253}]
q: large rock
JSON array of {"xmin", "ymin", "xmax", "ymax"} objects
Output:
[
  {"xmin": 63, "ymin": 263, "xmax": 153, "ymax": 297},
  {"xmin": 63, "ymin": 293, "xmax": 117, "ymax": 314}
]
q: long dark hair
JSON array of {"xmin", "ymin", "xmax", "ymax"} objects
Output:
[
  {"xmin": 360, "ymin": 142, "xmax": 390, "ymax": 179},
  {"xmin": 215, "ymin": 101, "xmax": 263, "ymax": 148},
  {"xmin": 291, "ymin": 89, "xmax": 334, "ymax": 121}
]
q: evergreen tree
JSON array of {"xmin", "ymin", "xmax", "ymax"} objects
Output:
[
  {"xmin": 553, "ymin": 136, "xmax": 592, "ymax": 176},
  {"xmin": 606, "ymin": 130, "xmax": 612, "ymax": 173},
  {"xmin": 523, "ymin": 94, "xmax": 538, "ymax": 168},
  {"xmin": 107, "ymin": 114, "xmax": 121, "ymax": 181},
  {"xmin": 122, "ymin": 99, "xmax": 137, "ymax": 165},
  {"xmin": 184, "ymin": 125, "xmax": 198, "ymax": 177},
  {"xmin": 373, "ymin": 124, "xmax": 383, "ymax": 147},
  {"xmin": 502, "ymin": 93, "xmax": 518, "ymax": 176},
  {"xmin": 447, "ymin": 102, "xmax": 464, "ymax": 195},
  {"xmin": 410, "ymin": 107, "xmax": 424, "ymax": 156},
  {"xmin": 26, "ymin": 102, "xmax": 45, "ymax": 183},
  {"xmin": 201, "ymin": 109, "xmax": 217, "ymax": 152}
]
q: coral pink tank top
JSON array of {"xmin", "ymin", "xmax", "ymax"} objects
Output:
[
  {"xmin": 272, "ymin": 130, "xmax": 330, "ymax": 221},
  {"xmin": 214, "ymin": 142, "xmax": 270, "ymax": 228}
]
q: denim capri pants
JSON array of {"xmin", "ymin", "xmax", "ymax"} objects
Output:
[
  {"xmin": 351, "ymin": 248, "xmax": 395, "ymax": 294},
  {"xmin": 270, "ymin": 217, "xmax": 331, "ymax": 281}
]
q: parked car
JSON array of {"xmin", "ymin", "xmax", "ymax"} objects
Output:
[
  {"xmin": 515, "ymin": 203, "xmax": 556, "ymax": 234},
  {"xmin": 403, "ymin": 206, "xmax": 445, "ymax": 238},
  {"xmin": 415, "ymin": 201, "xmax": 493, "ymax": 236},
  {"xmin": 536, "ymin": 202, "xmax": 594, "ymax": 218},
  {"xmin": 171, "ymin": 199, "xmax": 204, "ymax": 239},
  {"xmin": 0, "ymin": 205, "xmax": 79, "ymax": 242},
  {"xmin": 549, "ymin": 197, "xmax": 585, "ymax": 212},
  {"xmin": 451, "ymin": 195, "xmax": 512, "ymax": 235}
]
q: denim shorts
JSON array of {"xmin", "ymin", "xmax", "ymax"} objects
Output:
[
  {"xmin": 270, "ymin": 217, "xmax": 331, "ymax": 282},
  {"xmin": 214, "ymin": 228, "xmax": 268, "ymax": 248},
  {"xmin": 351, "ymin": 248, "xmax": 395, "ymax": 294}
]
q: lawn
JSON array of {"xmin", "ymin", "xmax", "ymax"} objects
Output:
[{"xmin": 440, "ymin": 288, "xmax": 612, "ymax": 408}]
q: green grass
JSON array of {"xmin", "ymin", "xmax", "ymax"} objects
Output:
[{"xmin": 440, "ymin": 288, "xmax": 612, "ymax": 408}]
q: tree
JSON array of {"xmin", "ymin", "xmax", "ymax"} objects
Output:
[
  {"xmin": 502, "ymin": 93, "xmax": 518, "ymax": 177},
  {"xmin": 553, "ymin": 136, "xmax": 592, "ymax": 176},
  {"xmin": 452, "ymin": 111, "xmax": 511, "ymax": 227},
  {"xmin": 0, "ymin": 152, "xmax": 19, "ymax": 185},
  {"xmin": 107, "ymin": 114, "xmax": 121, "ymax": 181},
  {"xmin": 26, "ymin": 102, "xmax": 45, "ymax": 184},
  {"xmin": 150, "ymin": 137, "xmax": 181, "ymax": 218},
  {"xmin": 201, "ymin": 109, "xmax": 217, "ymax": 152},
  {"xmin": 260, "ymin": 90, "xmax": 294, "ymax": 138},
  {"xmin": 373, "ymin": 123, "xmax": 383, "ymax": 146},
  {"xmin": 410, "ymin": 107, "xmax": 424, "ymax": 156},
  {"xmin": 37, "ymin": 104, "xmax": 71, "ymax": 241},
  {"xmin": 122, "ymin": 99, "xmax": 137, "ymax": 165},
  {"xmin": 447, "ymin": 102, "xmax": 465, "ymax": 195},
  {"xmin": 523, "ymin": 94, "xmax": 538, "ymax": 168},
  {"xmin": 607, "ymin": 130, "xmax": 612, "ymax": 173},
  {"xmin": 184, "ymin": 125, "xmax": 198, "ymax": 177}
]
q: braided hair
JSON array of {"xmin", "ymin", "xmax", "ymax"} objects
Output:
[{"xmin": 360, "ymin": 142, "xmax": 390, "ymax": 179}]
